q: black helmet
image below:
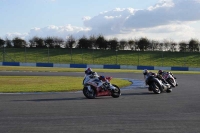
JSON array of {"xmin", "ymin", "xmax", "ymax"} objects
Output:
[
  {"xmin": 143, "ymin": 69, "xmax": 148, "ymax": 75},
  {"xmin": 85, "ymin": 67, "xmax": 92, "ymax": 75},
  {"xmin": 158, "ymin": 69, "xmax": 163, "ymax": 74}
]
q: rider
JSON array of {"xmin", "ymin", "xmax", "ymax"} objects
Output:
[
  {"xmin": 156, "ymin": 69, "xmax": 170, "ymax": 84},
  {"xmin": 143, "ymin": 69, "xmax": 157, "ymax": 83},
  {"xmin": 158, "ymin": 69, "xmax": 168, "ymax": 77},
  {"xmin": 143, "ymin": 69, "xmax": 171, "ymax": 91},
  {"xmin": 157, "ymin": 69, "xmax": 178, "ymax": 86},
  {"xmin": 143, "ymin": 69, "xmax": 157, "ymax": 91},
  {"xmin": 84, "ymin": 67, "xmax": 108, "ymax": 89}
]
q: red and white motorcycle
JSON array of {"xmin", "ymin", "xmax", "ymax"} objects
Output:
[{"xmin": 83, "ymin": 74, "xmax": 121, "ymax": 99}]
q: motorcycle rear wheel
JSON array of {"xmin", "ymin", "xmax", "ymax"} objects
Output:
[
  {"xmin": 166, "ymin": 88, "xmax": 172, "ymax": 93},
  {"xmin": 83, "ymin": 86, "xmax": 96, "ymax": 99}
]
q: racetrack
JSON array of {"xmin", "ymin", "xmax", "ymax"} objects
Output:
[{"xmin": 0, "ymin": 72, "xmax": 200, "ymax": 133}]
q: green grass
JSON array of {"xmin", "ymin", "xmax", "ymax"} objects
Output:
[
  {"xmin": 1, "ymin": 48, "xmax": 200, "ymax": 67},
  {"xmin": 0, "ymin": 76, "xmax": 131, "ymax": 93}
]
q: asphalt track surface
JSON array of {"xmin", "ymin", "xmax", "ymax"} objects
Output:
[{"xmin": 0, "ymin": 71, "xmax": 200, "ymax": 133}]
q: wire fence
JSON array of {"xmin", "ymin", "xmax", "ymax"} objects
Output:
[{"xmin": 1, "ymin": 47, "xmax": 200, "ymax": 67}]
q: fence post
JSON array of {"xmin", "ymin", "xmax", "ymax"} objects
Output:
[
  {"xmin": 162, "ymin": 51, "xmax": 164, "ymax": 67},
  {"xmin": 92, "ymin": 49, "xmax": 94, "ymax": 64},
  {"xmin": 3, "ymin": 44, "xmax": 5, "ymax": 62},
  {"xmin": 138, "ymin": 51, "xmax": 140, "ymax": 66},
  {"xmin": 24, "ymin": 44, "xmax": 27, "ymax": 63},
  {"xmin": 115, "ymin": 50, "xmax": 118, "ymax": 65},
  {"xmin": 47, "ymin": 45, "xmax": 50, "ymax": 63}
]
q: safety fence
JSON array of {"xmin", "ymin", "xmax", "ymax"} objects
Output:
[
  {"xmin": 1, "ymin": 62, "xmax": 200, "ymax": 71},
  {"xmin": 1, "ymin": 48, "xmax": 200, "ymax": 67}
]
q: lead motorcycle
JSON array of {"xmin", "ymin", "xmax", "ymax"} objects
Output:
[
  {"xmin": 162, "ymin": 72, "xmax": 178, "ymax": 87},
  {"xmin": 83, "ymin": 75, "xmax": 121, "ymax": 99},
  {"xmin": 146, "ymin": 75, "xmax": 172, "ymax": 94}
]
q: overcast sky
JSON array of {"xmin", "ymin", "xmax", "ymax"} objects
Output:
[{"xmin": 1, "ymin": 0, "xmax": 200, "ymax": 42}]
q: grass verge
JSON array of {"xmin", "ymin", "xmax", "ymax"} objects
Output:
[{"xmin": 0, "ymin": 76, "xmax": 131, "ymax": 93}]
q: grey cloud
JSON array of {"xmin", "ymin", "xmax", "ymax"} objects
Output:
[
  {"xmin": 124, "ymin": 0, "xmax": 200, "ymax": 29},
  {"xmin": 84, "ymin": 8, "xmax": 136, "ymax": 35},
  {"xmin": 84, "ymin": 0, "xmax": 200, "ymax": 32}
]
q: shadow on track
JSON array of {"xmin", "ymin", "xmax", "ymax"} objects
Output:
[
  {"xmin": 12, "ymin": 96, "xmax": 120, "ymax": 102},
  {"xmin": 122, "ymin": 92, "xmax": 155, "ymax": 96},
  {"xmin": 13, "ymin": 97, "xmax": 86, "ymax": 102}
]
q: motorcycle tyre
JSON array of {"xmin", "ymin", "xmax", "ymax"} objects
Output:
[
  {"xmin": 83, "ymin": 86, "xmax": 96, "ymax": 99},
  {"xmin": 151, "ymin": 79, "xmax": 163, "ymax": 94},
  {"xmin": 166, "ymin": 78, "xmax": 176, "ymax": 87},
  {"xmin": 111, "ymin": 84, "xmax": 121, "ymax": 98},
  {"xmin": 166, "ymin": 88, "xmax": 172, "ymax": 93}
]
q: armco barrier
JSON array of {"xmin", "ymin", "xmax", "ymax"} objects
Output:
[
  {"xmin": 171, "ymin": 67, "xmax": 188, "ymax": 71},
  {"xmin": 36, "ymin": 63, "xmax": 53, "ymax": 67},
  {"xmin": 70, "ymin": 64, "xmax": 87, "ymax": 68},
  {"xmin": 3, "ymin": 62, "xmax": 20, "ymax": 66},
  {"xmin": 0, "ymin": 62, "xmax": 198, "ymax": 71},
  {"xmin": 104, "ymin": 65, "xmax": 120, "ymax": 69},
  {"xmin": 137, "ymin": 66, "xmax": 154, "ymax": 70}
]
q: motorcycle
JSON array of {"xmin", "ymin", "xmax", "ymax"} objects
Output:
[
  {"xmin": 162, "ymin": 72, "xmax": 178, "ymax": 87},
  {"xmin": 83, "ymin": 76, "xmax": 121, "ymax": 99},
  {"xmin": 146, "ymin": 75, "xmax": 172, "ymax": 94}
]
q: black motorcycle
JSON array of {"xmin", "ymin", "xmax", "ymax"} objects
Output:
[{"xmin": 146, "ymin": 75, "xmax": 172, "ymax": 94}]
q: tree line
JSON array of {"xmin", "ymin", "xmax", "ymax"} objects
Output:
[{"xmin": 0, "ymin": 35, "xmax": 200, "ymax": 52}]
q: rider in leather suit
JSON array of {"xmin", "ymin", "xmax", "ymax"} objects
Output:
[
  {"xmin": 143, "ymin": 69, "xmax": 171, "ymax": 91},
  {"xmin": 84, "ymin": 67, "xmax": 108, "ymax": 89},
  {"xmin": 157, "ymin": 69, "xmax": 178, "ymax": 86}
]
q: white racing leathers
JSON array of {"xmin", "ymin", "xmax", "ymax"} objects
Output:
[{"xmin": 83, "ymin": 74, "xmax": 116, "ymax": 90}]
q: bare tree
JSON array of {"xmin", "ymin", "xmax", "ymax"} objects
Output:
[
  {"xmin": 96, "ymin": 35, "xmax": 107, "ymax": 50},
  {"xmin": 44, "ymin": 37, "xmax": 54, "ymax": 48},
  {"xmin": 179, "ymin": 41, "xmax": 188, "ymax": 52},
  {"xmin": 188, "ymin": 39, "xmax": 199, "ymax": 52},
  {"xmin": 119, "ymin": 39, "xmax": 128, "ymax": 50},
  {"xmin": 169, "ymin": 41, "xmax": 177, "ymax": 52},
  {"xmin": 53, "ymin": 37, "xmax": 64, "ymax": 48},
  {"xmin": 77, "ymin": 36, "xmax": 92, "ymax": 49},
  {"xmin": 0, "ymin": 38, "xmax": 5, "ymax": 48},
  {"xmin": 66, "ymin": 35, "xmax": 76, "ymax": 48},
  {"xmin": 127, "ymin": 39, "xmax": 134, "ymax": 50},
  {"xmin": 107, "ymin": 38, "xmax": 118, "ymax": 50},
  {"xmin": 89, "ymin": 35, "xmax": 97, "ymax": 49},
  {"xmin": 150, "ymin": 40, "xmax": 160, "ymax": 51},
  {"xmin": 12, "ymin": 37, "xmax": 26, "ymax": 48},
  {"xmin": 29, "ymin": 36, "xmax": 45, "ymax": 48},
  {"xmin": 137, "ymin": 37, "xmax": 150, "ymax": 51},
  {"xmin": 163, "ymin": 39, "xmax": 170, "ymax": 51}
]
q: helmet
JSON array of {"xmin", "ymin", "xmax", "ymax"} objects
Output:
[
  {"xmin": 158, "ymin": 70, "xmax": 163, "ymax": 74},
  {"xmin": 85, "ymin": 67, "xmax": 93, "ymax": 75},
  {"xmin": 143, "ymin": 69, "xmax": 148, "ymax": 75}
]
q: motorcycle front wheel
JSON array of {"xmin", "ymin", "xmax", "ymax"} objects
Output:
[
  {"xmin": 166, "ymin": 78, "xmax": 176, "ymax": 87},
  {"xmin": 83, "ymin": 86, "xmax": 96, "ymax": 99},
  {"xmin": 151, "ymin": 79, "xmax": 163, "ymax": 94},
  {"xmin": 111, "ymin": 84, "xmax": 121, "ymax": 98}
]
